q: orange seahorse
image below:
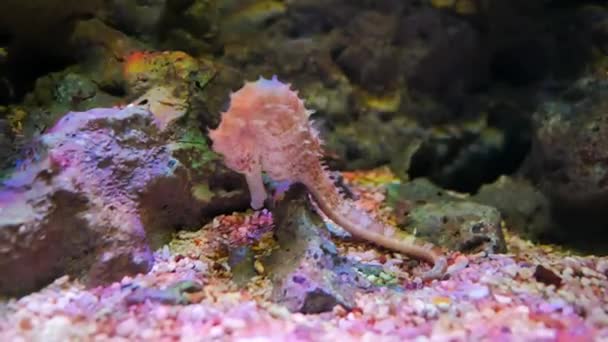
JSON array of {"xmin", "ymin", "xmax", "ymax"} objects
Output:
[{"xmin": 209, "ymin": 76, "xmax": 449, "ymax": 279}]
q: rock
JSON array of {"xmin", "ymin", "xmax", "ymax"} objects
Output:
[
  {"xmin": 52, "ymin": 73, "xmax": 98, "ymax": 106},
  {"xmin": 27, "ymin": 71, "xmax": 120, "ymax": 120},
  {"xmin": 406, "ymin": 114, "xmax": 514, "ymax": 193},
  {"xmin": 0, "ymin": 94, "xmax": 248, "ymax": 296},
  {"xmin": 0, "ymin": 0, "xmax": 103, "ymax": 56},
  {"xmin": 386, "ymin": 178, "xmax": 449, "ymax": 206},
  {"xmin": 124, "ymin": 280, "xmax": 204, "ymax": 305},
  {"xmin": 218, "ymin": 0, "xmax": 284, "ymax": 44},
  {"xmin": 122, "ymin": 50, "xmax": 216, "ymax": 99},
  {"xmin": 580, "ymin": 5, "xmax": 608, "ymax": 55},
  {"xmin": 326, "ymin": 115, "xmax": 424, "ymax": 171},
  {"xmin": 101, "ymin": 0, "xmax": 220, "ymax": 53},
  {"xmin": 406, "ymin": 14, "xmax": 489, "ymax": 110},
  {"xmin": 387, "ymin": 178, "xmax": 506, "ymax": 254},
  {"xmin": 528, "ymin": 77, "xmax": 608, "ymax": 250},
  {"xmin": 0, "ymin": 118, "xmax": 12, "ymax": 176},
  {"xmin": 533, "ymin": 265, "xmax": 562, "ymax": 288},
  {"xmin": 334, "ymin": 11, "xmax": 400, "ymax": 95},
  {"xmin": 1, "ymin": 49, "xmax": 220, "ymax": 182},
  {"xmin": 404, "ymin": 201, "xmax": 506, "ymax": 254},
  {"xmin": 0, "ymin": 4, "xmax": 141, "ymax": 103},
  {"xmin": 228, "ymin": 246, "xmax": 257, "ymax": 287},
  {"xmin": 473, "ymin": 176, "xmax": 553, "ymax": 241},
  {"xmin": 264, "ymin": 184, "xmax": 371, "ymax": 314},
  {"xmin": 530, "ymin": 78, "xmax": 608, "ymax": 209},
  {"xmin": 101, "ymin": 0, "xmax": 166, "ymax": 38}
]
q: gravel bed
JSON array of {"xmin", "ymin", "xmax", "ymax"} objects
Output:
[{"xmin": 1, "ymin": 169, "xmax": 606, "ymax": 342}]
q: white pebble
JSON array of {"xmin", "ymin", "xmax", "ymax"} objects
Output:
[
  {"xmin": 518, "ymin": 268, "xmax": 534, "ymax": 280},
  {"xmin": 467, "ymin": 285, "xmax": 489, "ymax": 299},
  {"xmin": 412, "ymin": 299, "xmax": 426, "ymax": 315},
  {"xmin": 115, "ymin": 318, "xmax": 137, "ymax": 337},
  {"xmin": 209, "ymin": 326, "xmax": 224, "ymax": 337},
  {"xmin": 589, "ymin": 307, "xmax": 608, "ymax": 326},
  {"xmin": 502, "ymin": 264, "xmax": 519, "ymax": 277},
  {"xmin": 581, "ymin": 266, "xmax": 602, "ymax": 278},
  {"xmin": 154, "ymin": 306, "xmax": 169, "ymax": 320},
  {"xmin": 192, "ymin": 260, "xmax": 208, "ymax": 272},
  {"xmin": 36, "ymin": 316, "xmax": 72, "ymax": 342},
  {"xmin": 424, "ymin": 303, "xmax": 439, "ymax": 319},
  {"xmin": 223, "ymin": 318, "xmax": 246, "ymax": 330},
  {"xmin": 436, "ymin": 301, "xmax": 451, "ymax": 312},
  {"xmin": 140, "ymin": 328, "xmax": 157, "ymax": 340},
  {"xmin": 596, "ymin": 260, "xmax": 608, "ymax": 275},
  {"xmin": 494, "ymin": 294, "xmax": 512, "ymax": 304}
]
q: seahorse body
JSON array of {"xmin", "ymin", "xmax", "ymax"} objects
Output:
[{"xmin": 209, "ymin": 76, "xmax": 447, "ymax": 279}]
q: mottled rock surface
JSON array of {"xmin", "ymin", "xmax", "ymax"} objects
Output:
[
  {"xmin": 473, "ymin": 176, "xmax": 553, "ymax": 241},
  {"xmin": 0, "ymin": 99, "xmax": 247, "ymax": 296},
  {"xmin": 265, "ymin": 184, "xmax": 371, "ymax": 314},
  {"xmin": 530, "ymin": 78, "xmax": 608, "ymax": 209},
  {"xmin": 527, "ymin": 78, "xmax": 608, "ymax": 250},
  {"xmin": 388, "ymin": 178, "xmax": 507, "ymax": 254},
  {"xmin": 405, "ymin": 201, "xmax": 506, "ymax": 254}
]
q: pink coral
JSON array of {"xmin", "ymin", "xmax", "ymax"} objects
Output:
[{"xmin": 209, "ymin": 76, "xmax": 448, "ymax": 279}]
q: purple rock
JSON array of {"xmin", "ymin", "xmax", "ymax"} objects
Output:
[{"xmin": 0, "ymin": 104, "xmax": 247, "ymax": 296}]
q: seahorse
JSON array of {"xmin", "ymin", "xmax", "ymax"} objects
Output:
[{"xmin": 209, "ymin": 76, "xmax": 448, "ymax": 279}]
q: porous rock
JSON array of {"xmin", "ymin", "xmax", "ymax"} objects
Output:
[
  {"xmin": 388, "ymin": 178, "xmax": 507, "ymax": 254},
  {"xmin": 527, "ymin": 78, "xmax": 608, "ymax": 250},
  {"xmin": 473, "ymin": 176, "xmax": 553, "ymax": 241},
  {"xmin": 0, "ymin": 102, "xmax": 247, "ymax": 296},
  {"xmin": 264, "ymin": 184, "xmax": 371, "ymax": 314},
  {"xmin": 406, "ymin": 201, "xmax": 506, "ymax": 254}
]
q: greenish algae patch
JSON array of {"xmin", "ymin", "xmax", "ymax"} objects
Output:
[
  {"xmin": 171, "ymin": 127, "xmax": 218, "ymax": 170},
  {"xmin": 192, "ymin": 183, "xmax": 214, "ymax": 202}
]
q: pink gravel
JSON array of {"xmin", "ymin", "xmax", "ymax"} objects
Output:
[{"xmin": 0, "ymin": 170, "xmax": 607, "ymax": 341}]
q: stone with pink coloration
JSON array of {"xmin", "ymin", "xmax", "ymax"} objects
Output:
[{"xmin": 0, "ymin": 102, "xmax": 248, "ymax": 296}]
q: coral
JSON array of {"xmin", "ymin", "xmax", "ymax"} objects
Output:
[{"xmin": 209, "ymin": 76, "xmax": 448, "ymax": 279}]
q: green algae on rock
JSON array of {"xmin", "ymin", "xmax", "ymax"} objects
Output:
[
  {"xmin": 387, "ymin": 178, "xmax": 507, "ymax": 254},
  {"xmin": 473, "ymin": 176, "xmax": 553, "ymax": 242},
  {"xmin": 404, "ymin": 201, "xmax": 506, "ymax": 254}
]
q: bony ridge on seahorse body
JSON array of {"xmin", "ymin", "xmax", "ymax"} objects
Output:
[{"xmin": 208, "ymin": 75, "xmax": 449, "ymax": 280}]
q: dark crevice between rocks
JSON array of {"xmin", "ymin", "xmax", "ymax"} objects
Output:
[
  {"xmin": 540, "ymin": 201, "xmax": 608, "ymax": 256},
  {"xmin": 98, "ymin": 82, "xmax": 127, "ymax": 98},
  {"xmin": 404, "ymin": 2, "xmax": 594, "ymax": 193},
  {"xmin": 408, "ymin": 117, "xmax": 531, "ymax": 194},
  {"xmin": 0, "ymin": 31, "xmax": 11, "ymax": 102},
  {"xmin": 489, "ymin": 40, "xmax": 551, "ymax": 87},
  {"xmin": 3, "ymin": 49, "xmax": 76, "ymax": 104}
]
